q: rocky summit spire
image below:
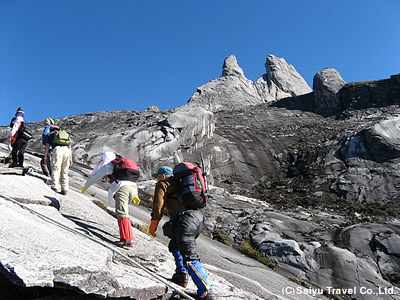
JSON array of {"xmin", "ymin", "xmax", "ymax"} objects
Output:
[
  {"xmin": 265, "ymin": 54, "xmax": 312, "ymax": 96},
  {"xmin": 179, "ymin": 54, "xmax": 262, "ymax": 112},
  {"xmin": 222, "ymin": 55, "xmax": 244, "ymax": 77},
  {"xmin": 182, "ymin": 54, "xmax": 313, "ymax": 112}
]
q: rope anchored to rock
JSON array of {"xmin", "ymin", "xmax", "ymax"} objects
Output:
[{"xmin": 0, "ymin": 192, "xmax": 195, "ymax": 300}]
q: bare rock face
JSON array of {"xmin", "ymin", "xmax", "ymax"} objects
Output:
[
  {"xmin": 0, "ymin": 173, "xmax": 176, "ymax": 299},
  {"xmin": 313, "ymin": 68, "xmax": 346, "ymax": 116},
  {"xmin": 274, "ymin": 72, "xmax": 400, "ymax": 118},
  {"xmin": 26, "ymin": 108, "xmax": 215, "ymax": 179},
  {"xmin": 249, "ymin": 218, "xmax": 400, "ymax": 300},
  {"xmin": 256, "ymin": 54, "xmax": 312, "ymax": 102},
  {"xmin": 1, "ymin": 53, "xmax": 400, "ymax": 299},
  {"xmin": 333, "ymin": 115, "xmax": 400, "ymax": 203},
  {"xmin": 185, "ymin": 55, "xmax": 263, "ymax": 112},
  {"xmin": 0, "ymin": 146, "xmax": 319, "ymax": 300},
  {"xmin": 339, "ymin": 117, "xmax": 400, "ymax": 163},
  {"xmin": 339, "ymin": 75, "xmax": 400, "ymax": 112},
  {"xmin": 222, "ymin": 55, "xmax": 245, "ymax": 77},
  {"xmin": 184, "ymin": 54, "xmax": 311, "ymax": 112}
]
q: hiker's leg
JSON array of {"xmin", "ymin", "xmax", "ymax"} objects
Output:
[
  {"xmin": 17, "ymin": 140, "xmax": 27, "ymax": 167},
  {"xmin": 50, "ymin": 147, "xmax": 62, "ymax": 191},
  {"xmin": 117, "ymin": 217, "xmax": 133, "ymax": 242},
  {"xmin": 114, "ymin": 185, "xmax": 135, "ymax": 241},
  {"xmin": 114, "ymin": 184, "xmax": 136, "ymax": 219},
  {"xmin": 168, "ymin": 238, "xmax": 189, "ymax": 287},
  {"xmin": 186, "ymin": 260, "xmax": 213, "ymax": 297},
  {"xmin": 174, "ymin": 210, "xmax": 203, "ymax": 261},
  {"xmin": 47, "ymin": 152, "xmax": 52, "ymax": 176},
  {"xmin": 40, "ymin": 157, "xmax": 50, "ymax": 176},
  {"xmin": 10, "ymin": 141, "xmax": 20, "ymax": 166},
  {"xmin": 168, "ymin": 241, "xmax": 186, "ymax": 273},
  {"xmin": 59, "ymin": 147, "xmax": 71, "ymax": 192},
  {"xmin": 11, "ymin": 147, "xmax": 18, "ymax": 164},
  {"xmin": 174, "ymin": 210, "xmax": 212, "ymax": 296}
]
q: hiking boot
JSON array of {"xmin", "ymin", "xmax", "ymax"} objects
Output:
[
  {"xmin": 198, "ymin": 292, "xmax": 215, "ymax": 300},
  {"xmin": 114, "ymin": 239, "xmax": 132, "ymax": 247},
  {"xmin": 61, "ymin": 190, "xmax": 68, "ymax": 195},
  {"xmin": 8, "ymin": 162, "xmax": 19, "ymax": 168},
  {"xmin": 172, "ymin": 271, "xmax": 189, "ymax": 288},
  {"xmin": 51, "ymin": 187, "xmax": 60, "ymax": 193}
]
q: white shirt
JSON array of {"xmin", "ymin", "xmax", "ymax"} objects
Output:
[{"xmin": 84, "ymin": 161, "xmax": 138, "ymax": 203}]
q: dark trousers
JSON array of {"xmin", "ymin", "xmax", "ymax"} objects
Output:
[
  {"xmin": 40, "ymin": 155, "xmax": 52, "ymax": 176},
  {"xmin": 11, "ymin": 139, "xmax": 28, "ymax": 167},
  {"xmin": 168, "ymin": 209, "xmax": 204, "ymax": 262}
]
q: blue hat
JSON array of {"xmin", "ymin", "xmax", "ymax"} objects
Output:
[{"xmin": 152, "ymin": 166, "xmax": 173, "ymax": 178}]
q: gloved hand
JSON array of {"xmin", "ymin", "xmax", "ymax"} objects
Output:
[
  {"xmin": 81, "ymin": 186, "xmax": 88, "ymax": 194},
  {"xmin": 133, "ymin": 197, "xmax": 140, "ymax": 205},
  {"xmin": 149, "ymin": 219, "xmax": 159, "ymax": 237}
]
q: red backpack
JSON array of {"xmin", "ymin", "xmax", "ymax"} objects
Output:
[
  {"xmin": 173, "ymin": 162, "xmax": 208, "ymax": 209},
  {"xmin": 109, "ymin": 157, "xmax": 140, "ymax": 183}
]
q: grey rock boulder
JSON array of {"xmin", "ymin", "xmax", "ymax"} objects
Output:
[
  {"xmin": 313, "ymin": 68, "xmax": 346, "ymax": 116},
  {"xmin": 373, "ymin": 230, "xmax": 400, "ymax": 278},
  {"xmin": 363, "ymin": 117, "xmax": 400, "ymax": 161},
  {"xmin": 333, "ymin": 115, "xmax": 400, "ymax": 203},
  {"xmin": 337, "ymin": 116, "xmax": 400, "ymax": 163}
]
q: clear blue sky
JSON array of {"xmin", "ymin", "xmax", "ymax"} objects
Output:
[{"xmin": 1, "ymin": 0, "xmax": 399, "ymax": 126}]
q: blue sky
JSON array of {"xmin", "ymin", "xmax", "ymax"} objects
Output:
[{"xmin": 1, "ymin": 0, "xmax": 399, "ymax": 126}]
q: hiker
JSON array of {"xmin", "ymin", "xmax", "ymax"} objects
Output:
[
  {"xmin": 9, "ymin": 107, "xmax": 30, "ymax": 168},
  {"xmin": 41, "ymin": 117, "xmax": 55, "ymax": 176},
  {"xmin": 44, "ymin": 126, "xmax": 73, "ymax": 195},
  {"xmin": 149, "ymin": 166, "xmax": 214, "ymax": 300},
  {"xmin": 82, "ymin": 152, "xmax": 141, "ymax": 247}
]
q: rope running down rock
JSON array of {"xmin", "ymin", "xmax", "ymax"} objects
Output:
[{"xmin": 0, "ymin": 192, "xmax": 195, "ymax": 300}]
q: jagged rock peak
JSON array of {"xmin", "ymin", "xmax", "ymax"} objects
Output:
[
  {"xmin": 222, "ymin": 55, "xmax": 244, "ymax": 77},
  {"xmin": 265, "ymin": 54, "xmax": 312, "ymax": 96}
]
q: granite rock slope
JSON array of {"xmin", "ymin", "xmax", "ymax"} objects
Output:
[
  {"xmin": 1, "ymin": 54, "xmax": 400, "ymax": 299},
  {"xmin": 0, "ymin": 145, "xmax": 320, "ymax": 300}
]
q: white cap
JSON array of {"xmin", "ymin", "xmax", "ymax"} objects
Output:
[{"xmin": 90, "ymin": 151, "xmax": 116, "ymax": 175}]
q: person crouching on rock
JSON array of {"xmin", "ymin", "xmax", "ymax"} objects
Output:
[
  {"xmin": 149, "ymin": 166, "xmax": 214, "ymax": 300},
  {"xmin": 82, "ymin": 152, "xmax": 141, "ymax": 247}
]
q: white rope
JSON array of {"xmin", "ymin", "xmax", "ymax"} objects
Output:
[{"xmin": 0, "ymin": 192, "xmax": 195, "ymax": 300}]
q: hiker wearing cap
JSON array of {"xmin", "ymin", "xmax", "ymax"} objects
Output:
[
  {"xmin": 149, "ymin": 166, "xmax": 214, "ymax": 300},
  {"xmin": 8, "ymin": 107, "xmax": 29, "ymax": 168},
  {"xmin": 82, "ymin": 152, "xmax": 141, "ymax": 247},
  {"xmin": 44, "ymin": 126, "xmax": 72, "ymax": 195},
  {"xmin": 41, "ymin": 117, "xmax": 55, "ymax": 176}
]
